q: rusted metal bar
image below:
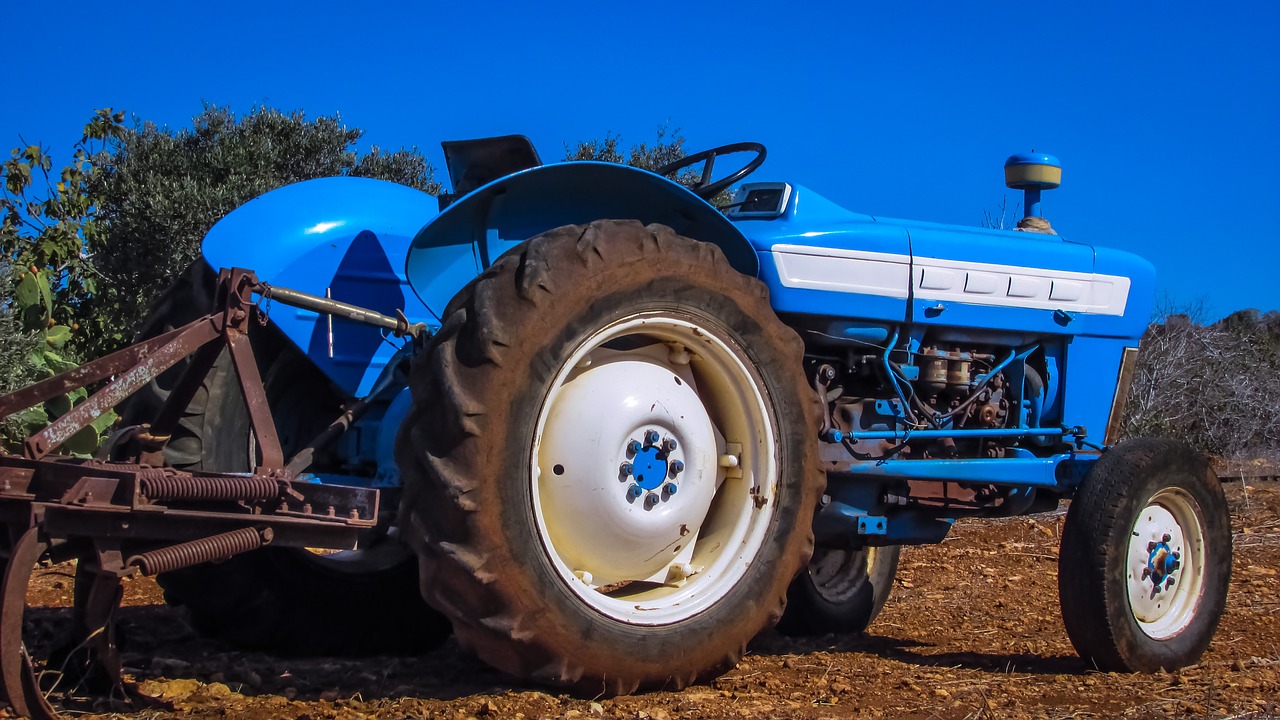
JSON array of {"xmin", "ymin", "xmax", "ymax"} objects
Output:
[
  {"xmin": 0, "ymin": 320, "xmax": 212, "ymax": 420},
  {"xmin": 22, "ymin": 319, "xmax": 221, "ymax": 461},
  {"xmin": 140, "ymin": 339, "xmax": 225, "ymax": 449},
  {"xmin": 0, "ymin": 527, "xmax": 57, "ymax": 720},
  {"xmin": 256, "ymin": 282, "xmax": 426, "ymax": 338},
  {"xmin": 225, "ymin": 330, "xmax": 283, "ymax": 471},
  {"xmin": 285, "ymin": 396, "xmax": 371, "ymax": 477}
]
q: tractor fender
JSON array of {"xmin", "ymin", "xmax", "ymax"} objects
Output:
[
  {"xmin": 404, "ymin": 161, "xmax": 757, "ymax": 316},
  {"xmin": 201, "ymin": 177, "xmax": 439, "ymax": 396}
]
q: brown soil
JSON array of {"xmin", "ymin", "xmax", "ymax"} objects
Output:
[{"xmin": 4, "ymin": 481, "xmax": 1278, "ymax": 720}]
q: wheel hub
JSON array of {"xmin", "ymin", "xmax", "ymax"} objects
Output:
[
  {"xmin": 1125, "ymin": 489, "xmax": 1206, "ymax": 640},
  {"xmin": 537, "ymin": 347, "xmax": 718, "ymax": 586},
  {"xmin": 1142, "ymin": 534, "xmax": 1182, "ymax": 592},
  {"xmin": 621, "ymin": 431, "xmax": 685, "ymax": 501}
]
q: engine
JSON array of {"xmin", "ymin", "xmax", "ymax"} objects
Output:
[{"xmin": 807, "ymin": 335, "xmax": 1053, "ymax": 463}]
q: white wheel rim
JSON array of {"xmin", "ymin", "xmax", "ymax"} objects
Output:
[
  {"xmin": 1125, "ymin": 487, "xmax": 1207, "ymax": 639},
  {"xmin": 531, "ymin": 312, "xmax": 779, "ymax": 625}
]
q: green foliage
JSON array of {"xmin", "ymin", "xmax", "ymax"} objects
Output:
[
  {"xmin": 80, "ymin": 105, "xmax": 442, "ymax": 357},
  {"xmin": 0, "ymin": 109, "xmax": 124, "ymax": 452},
  {"xmin": 566, "ymin": 124, "xmax": 731, "ymax": 205},
  {"xmin": 0, "ymin": 266, "xmax": 116, "ymax": 453},
  {"xmin": 2, "ymin": 105, "xmax": 440, "ymax": 450}
]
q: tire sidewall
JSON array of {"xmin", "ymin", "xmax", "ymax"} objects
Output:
[{"xmin": 1101, "ymin": 451, "xmax": 1230, "ymax": 670}]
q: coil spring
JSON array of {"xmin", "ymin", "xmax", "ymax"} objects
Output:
[
  {"xmin": 138, "ymin": 468, "xmax": 280, "ymax": 502},
  {"xmin": 127, "ymin": 527, "xmax": 273, "ymax": 576}
]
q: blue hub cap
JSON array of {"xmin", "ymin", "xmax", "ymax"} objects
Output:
[
  {"xmin": 632, "ymin": 445, "xmax": 668, "ymax": 490},
  {"xmin": 1143, "ymin": 534, "xmax": 1182, "ymax": 591},
  {"xmin": 620, "ymin": 430, "xmax": 686, "ymax": 500}
]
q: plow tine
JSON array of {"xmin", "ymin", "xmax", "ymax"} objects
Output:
[{"xmin": 0, "ymin": 528, "xmax": 57, "ymax": 720}]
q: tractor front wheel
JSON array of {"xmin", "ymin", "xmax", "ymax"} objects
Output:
[{"xmin": 1058, "ymin": 438, "xmax": 1231, "ymax": 672}]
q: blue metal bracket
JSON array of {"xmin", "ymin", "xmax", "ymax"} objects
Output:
[{"xmin": 839, "ymin": 453, "xmax": 1096, "ymax": 490}]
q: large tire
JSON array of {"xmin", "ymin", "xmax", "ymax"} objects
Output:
[
  {"xmin": 124, "ymin": 261, "xmax": 450, "ymax": 656},
  {"xmin": 397, "ymin": 220, "xmax": 823, "ymax": 694},
  {"xmin": 776, "ymin": 544, "xmax": 900, "ymax": 636},
  {"xmin": 1058, "ymin": 438, "xmax": 1231, "ymax": 672}
]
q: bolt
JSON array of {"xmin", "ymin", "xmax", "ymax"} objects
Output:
[
  {"xmin": 1162, "ymin": 533, "xmax": 1171, "ymax": 543},
  {"xmin": 662, "ymin": 437, "xmax": 678, "ymax": 453},
  {"xmin": 664, "ymin": 482, "xmax": 678, "ymax": 495},
  {"xmin": 1172, "ymin": 551, "xmax": 1181, "ymax": 560},
  {"xmin": 669, "ymin": 460, "xmax": 685, "ymax": 477},
  {"xmin": 620, "ymin": 462, "xmax": 634, "ymax": 477},
  {"xmin": 644, "ymin": 430, "xmax": 660, "ymax": 446},
  {"xmin": 1165, "ymin": 577, "xmax": 1175, "ymax": 589},
  {"xmin": 645, "ymin": 491, "xmax": 660, "ymax": 506},
  {"xmin": 627, "ymin": 484, "xmax": 643, "ymax": 500},
  {"xmin": 1147, "ymin": 541, "xmax": 1158, "ymax": 553},
  {"xmin": 1141, "ymin": 567, "xmax": 1151, "ymax": 580},
  {"xmin": 627, "ymin": 440, "xmax": 642, "ymax": 457},
  {"xmin": 1152, "ymin": 584, "xmax": 1161, "ymax": 594}
]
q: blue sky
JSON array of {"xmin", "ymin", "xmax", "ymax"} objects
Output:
[{"xmin": 4, "ymin": 1, "xmax": 1277, "ymax": 320}]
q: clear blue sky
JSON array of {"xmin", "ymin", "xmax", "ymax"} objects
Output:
[{"xmin": 4, "ymin": 1, "xmax": 1277, "ymax": 320}]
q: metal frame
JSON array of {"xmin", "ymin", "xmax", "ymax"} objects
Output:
[{"xmin": 0, "ymin": 267, "xmax": 403, "ymax": 718}]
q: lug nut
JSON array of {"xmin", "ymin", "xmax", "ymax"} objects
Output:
[
  {"xmin": 619, "ymin": 462, "xmax": 634, "ymax": 478},
  {"xmin": 644, "ymin": 430, "xmax": 660, "ymax": 446},
  {"xmin": 1162, "ymin": 533, "xmax": 1171, "ymax": 543},
  {"xmin": 662, "ymin": 437, "xmax": 678, "ymax": 452},
  {"xmin": 627, "ymin": 440, "xmax": 642, "ymax": 457},
  {"xmin": 669, "ymin": 460, "xmax": 685, "ymax": 477},
  {"xmin": 1147, "ymin": 541, "xmax": 1157, "ymax": 553},
  {"xmin": 664, "ymin": 482, "xmax": 678, "ymax": 495},
  {"xmin": 1141, "ymin": 567, "xmax": 1151, "ymax": 580},
  {"xmin": 1172, "ymin": 551, "xmax": 1180, "ymax": 560},
  {"xmin": 627, "ymin": 484, "xmax": 643, "ymax": 499},
  {"xmin": 645, "ymin": 491, "xmax": 660, "ymax": 506},
  {"xmin": 1165, "ymin": 577, "xmax": 1175, "ymax": 589}
]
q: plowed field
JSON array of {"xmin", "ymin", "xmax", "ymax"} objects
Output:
[{"xmin": 5, "ymin": 481, "xmax": 1278, "ymax": 720}]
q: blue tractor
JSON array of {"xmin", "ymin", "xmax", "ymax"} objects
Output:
[{"xmin": 1, "ymin": 137, "xmax": 1232, "ymax": 702}]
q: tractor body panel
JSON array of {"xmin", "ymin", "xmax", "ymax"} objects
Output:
[
  {"xmin": 201, "ymin": 177, "xmax": 439, "ymax": 396},
  {"xmin": 727, "ymin": 182, "xmax": 1155, "ymax": 452}
]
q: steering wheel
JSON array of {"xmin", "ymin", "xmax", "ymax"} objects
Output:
[{"xmin": 654, "ymin": 142, "xmax": 767, "ymax": 199}]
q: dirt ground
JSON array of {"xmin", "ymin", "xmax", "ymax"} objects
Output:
[{"xmin": 4, "ymin": 479, "xmax": 1278, "ymax": 720}]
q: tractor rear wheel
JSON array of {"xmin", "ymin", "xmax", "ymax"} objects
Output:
[
  {"xmin": 776, "ymin": 544, "xmax": 900, "ymax": 636},
  {"xmin": 123, "ymin": 261, "xmax": 450, "ymax": 656},
  {"xmin": 1058, "ymin": 438, "xmax": 1231, "ymax": 672},
  {"xmin": 397, "ymin": 220, "xmax": 823, "ymax": 694}
]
